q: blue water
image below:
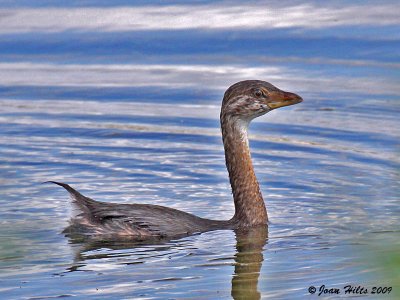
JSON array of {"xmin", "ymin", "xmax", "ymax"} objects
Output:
[{"xmin": 1, "ymin": 1, "xmax": 399, "ymax": 299}]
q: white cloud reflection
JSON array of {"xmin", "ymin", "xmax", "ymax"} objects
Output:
[
  {"xmin": 0, "ymin": 3, "xmax": 398, "ymax": 33},
  {"xmin": 0, "ymin": 62, "xmax": 399, "ymax": 96}
]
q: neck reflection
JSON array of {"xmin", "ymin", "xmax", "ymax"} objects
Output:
[{"xmin": 231, "ymin": 225, "xmax": 268, "ymax": 300}]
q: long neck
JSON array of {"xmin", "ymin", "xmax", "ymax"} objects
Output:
[{"xmin": 221, "ymin": 114, "xmax": 268, "ymax": 227}]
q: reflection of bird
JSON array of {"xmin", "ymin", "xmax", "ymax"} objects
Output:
[
  {"xmin": 50, "ymin": 80, "xmax": 302, "ymax": 239},
  {"xmin": 232, "ymin": 226, "xmax": 268, "ymax": 300}
]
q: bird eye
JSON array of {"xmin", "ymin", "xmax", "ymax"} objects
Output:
[{"xmin": 254, "ymin": 89, "xmax": 263, "ymax": 97}]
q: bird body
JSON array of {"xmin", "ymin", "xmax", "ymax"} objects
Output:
[
  {"xmin": 51, "ymin": 80, "xmax": 302, "ymax": 239},
  {"xmin": 53, "ymin": 181, "xmax": 228, "ymax": 238}
]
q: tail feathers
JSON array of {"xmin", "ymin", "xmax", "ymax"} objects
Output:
[
  {"xmin": 45, "ymin": 181, "xmax": 98, "ymax": 217},
  {"xmin": 45, "ymin": 181, "xmax": 84, "ymax": 198}
]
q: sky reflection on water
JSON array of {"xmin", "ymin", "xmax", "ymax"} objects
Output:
[{"xmin": 0, "ymin": 0, "xmax": 399, "ymax": 299}]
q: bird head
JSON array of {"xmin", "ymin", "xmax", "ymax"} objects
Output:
[{"xmin": 221, "ymin": 80, "xmax": 303, "ymax": 121}]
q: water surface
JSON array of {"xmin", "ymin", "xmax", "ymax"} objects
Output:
[{"xmin": 1, "ymin": 1, "xmax": 399, "ymax": 299}]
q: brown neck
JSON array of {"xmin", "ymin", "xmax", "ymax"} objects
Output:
[{"xmin": 220, "ymin": 114, "xmax": 268, "ymax": 227}]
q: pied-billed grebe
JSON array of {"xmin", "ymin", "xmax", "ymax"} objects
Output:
[{"xmin": 50, "ymin": 80, "xmax": 302, "ymax": 239}]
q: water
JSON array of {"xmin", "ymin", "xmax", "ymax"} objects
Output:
[{"xmin": 1, "ymin": 1, "xmax": 399, "ymax": 299}]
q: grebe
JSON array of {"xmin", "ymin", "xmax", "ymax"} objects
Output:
[{"xmin": 50, "ymin": 80, "xmax": 302, "ymax": 239}]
